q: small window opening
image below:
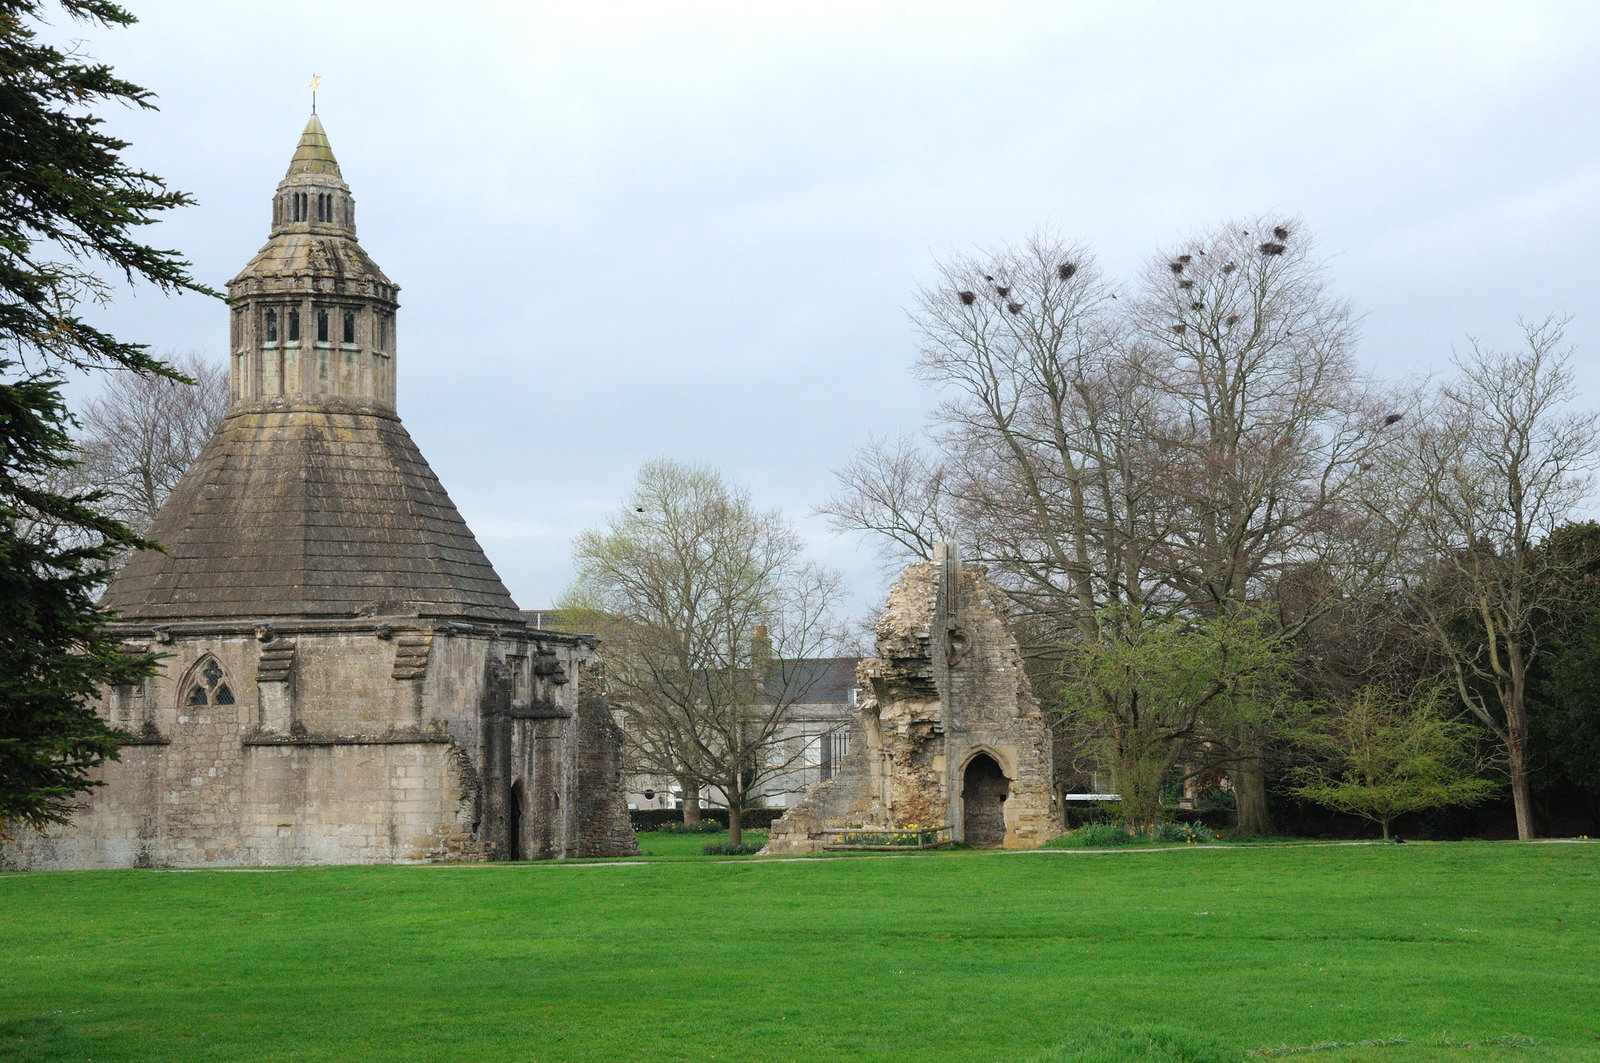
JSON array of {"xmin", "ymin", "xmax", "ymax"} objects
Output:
[
  {"xmin": 316, "ymin": 310, "xmax": 329, "ymax": 343},
  {"xmin": 342, "ymin": 312, "xmax": 355, "ymax": 344},
  {"xmin": 288, "ymin": 309, "xmax": 300, "ymax": 342},
  {"xmin": 186, "ymin": 656, "xmax": 236, "ymax": 710},
  {"xmin": 265, "ymin": 310, "xmax": 278, "ymax": 343}
]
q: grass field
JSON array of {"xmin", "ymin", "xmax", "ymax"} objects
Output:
[{"xmin": 2, "ymin": 841, "xmax": 1596, "ymax": 1062}]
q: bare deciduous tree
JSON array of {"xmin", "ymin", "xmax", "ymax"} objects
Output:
[
  {"xmin": 1381, "ymin": 317, "xmax": 1599, "ymax": 839},
  {"xmin": 1129, "ymin": 221, "xmax": 1383, "ymax": 833},
  {"xmin": 823, "ymin": 432, "xmax": 953, "ymax": 564},
  {"xmin": 822, "ymin": 223, "xmax": 1389, "ymax": 833},
  {"xmin": 73, "ymin": 350, "xmax": 228, "ymax": 535},
  {"xmin": 566, "ymin": 459, "xmax": 845, "ymax": 846}
]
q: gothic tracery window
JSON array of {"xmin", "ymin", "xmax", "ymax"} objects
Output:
[
  {"xmin": 265, "ymin": 309, "xmax": 278, "ymax": 343},
  {"xmin": 342, "ymin": 311, "xmax": 355, "ymax": 344},
  {"xmin": 185, "ymin": 656, "xmax": 235, "ymax": 709},
  {"xmin": 288, "ymin": 309, "xmax": 300, "ymax": 342},
  {"xmin": 317, "ymin": 309, "xmax": 329, "ymax": 343}
]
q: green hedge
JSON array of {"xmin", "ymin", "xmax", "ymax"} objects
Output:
[{"xmin": 629, "ymin": 808, "xmax": 788, "ymax": 832}]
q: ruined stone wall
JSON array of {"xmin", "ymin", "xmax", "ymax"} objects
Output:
[
  {"xmin": 575, "ymin": 674, "xmax": 642, "ymax": 857},
  {"xmin": 1, "ymin": 621, "xmax": 635, "ymax": 869},
  {"xmin": 766, "ymin": 546, "xmax": 1062, "ymax": 853}
]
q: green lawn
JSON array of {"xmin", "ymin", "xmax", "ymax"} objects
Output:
[
  {"xmin": 2, "ymin": 841, "xmax": 1596, "ymax": 1062},
  {"xmin": 633, "ymin": 828, "xmax": 769, "ymax": 858}
]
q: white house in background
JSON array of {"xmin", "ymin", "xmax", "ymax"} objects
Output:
[{"xmin": 620, "ymin": 657, "xmax": 862, "ymax": 812}]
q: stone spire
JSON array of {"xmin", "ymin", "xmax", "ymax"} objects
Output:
[{"xmin": 225, "ymin": 115, "xmax": 400, "ymax": 411}]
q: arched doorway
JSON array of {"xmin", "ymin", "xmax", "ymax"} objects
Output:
[
  {"xmin": 507, "ymin": 781, "xmax": 524, "ymax": 862},
  {"xmin": 962, "ymin": 753, "xmax": 1010, "ymax": 847}
]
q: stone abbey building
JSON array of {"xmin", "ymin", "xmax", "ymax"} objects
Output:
[{"xmin": 2, "ymin": 116, "xmax": 637, "ymax": 869}]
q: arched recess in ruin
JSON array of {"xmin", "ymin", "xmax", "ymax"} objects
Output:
[
  {"xmin": 961, "ymin": 750, "xmax": 1011, "ymax": 848},
  {"xmin": 508, "ymin": 780, "xmax": 525, "ymax": 862}
]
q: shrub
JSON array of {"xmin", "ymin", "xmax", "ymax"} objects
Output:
[
  {"xmin": 656, "ymin": 821, "xmax": 724, "ymax": 835},
  {"xmin": 629, "ymin": 807, "xmax": 788, "ymax": 832},
  {"xmin": 1044, "ymin": 823, "xmax": 1144, "ymax": 848},
  {"xmin": 1062, "ymin": 801, "xmax": 1123, "ymax": 828},
  {"xmin": 701, "ymin": 841, "xmax": 763, "ymax": 856},
  {"xmin": 1153, "ymin": 821, "xmax": 1215, "ymax": 845}
]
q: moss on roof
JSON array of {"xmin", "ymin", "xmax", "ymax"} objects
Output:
[{"xmin": 287, "ymin": 114, "xmax": 341, "ymax": 177}]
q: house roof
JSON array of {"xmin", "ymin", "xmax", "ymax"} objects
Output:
[{"xmin": 768, "ymin": 656, "xmax": 861, "ymax": 705}]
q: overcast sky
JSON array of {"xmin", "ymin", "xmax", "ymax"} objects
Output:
[{"xmin": 62, "ymin": 1, "xmax": 1600, "ymax": 618}]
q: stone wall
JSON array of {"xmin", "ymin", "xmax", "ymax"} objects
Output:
[
  {"xmin": 1, "ymin": 619, "xmax": 637, "ymax": 870},
  {"xmin": 765, "ymin": 545, "xmax": 1062, "ymax": 853},
  {"xmin": 574, "ymin": 672, "xmax": 643, "ymax": 857}
]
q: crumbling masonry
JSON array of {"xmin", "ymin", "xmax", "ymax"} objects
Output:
[{"xmin": 766, "ymin": 545, "xmax": 1062, "ymax": 852}]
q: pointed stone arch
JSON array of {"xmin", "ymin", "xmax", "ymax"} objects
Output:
[
  {"xmin": 178, "ymin": 653, "xmax": 236, "ymax": 710},
  {"xmin": 960, "ymin": 747, "xmax": 1011, "ymax": 848}
]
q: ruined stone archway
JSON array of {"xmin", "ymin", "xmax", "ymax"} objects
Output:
[{"xmin": 962, "ymin": 752, "xmax": 1010, "ymax": 847}]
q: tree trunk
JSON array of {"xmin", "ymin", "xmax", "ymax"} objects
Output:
[
  {"xmin": 1233, "ymin": 754, "xmax": 1274, "ymax": 836},
  {"xmin": 1380, "ymin": 817, "xmax": 1391, "ymax": 841},
  {"xmin": 680, "ymin": 781, "xmax": 701, "ymax": 826},
  {"xmin": 728, "ymin": 803, "xmax": 743, "ymax": 847},
  {"xmin": 1503, "ymin": 673, "xmax": 1537, "ymax": 840},
  {"xmin": 1508, "ymin": 730, "xmax": 1536, "ymax": 841}
]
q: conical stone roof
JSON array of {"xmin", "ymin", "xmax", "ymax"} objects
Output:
[
  {"xmin": 286, "ymin": 114, "xmax": 340, "ymax": 176},
  {"xmin": 99, "ymin": 118, "xmax": 523, "ymax": 626},
  {"xmin": 101, "ymin": 409, "xmax": 522, "ymax": 623}
]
